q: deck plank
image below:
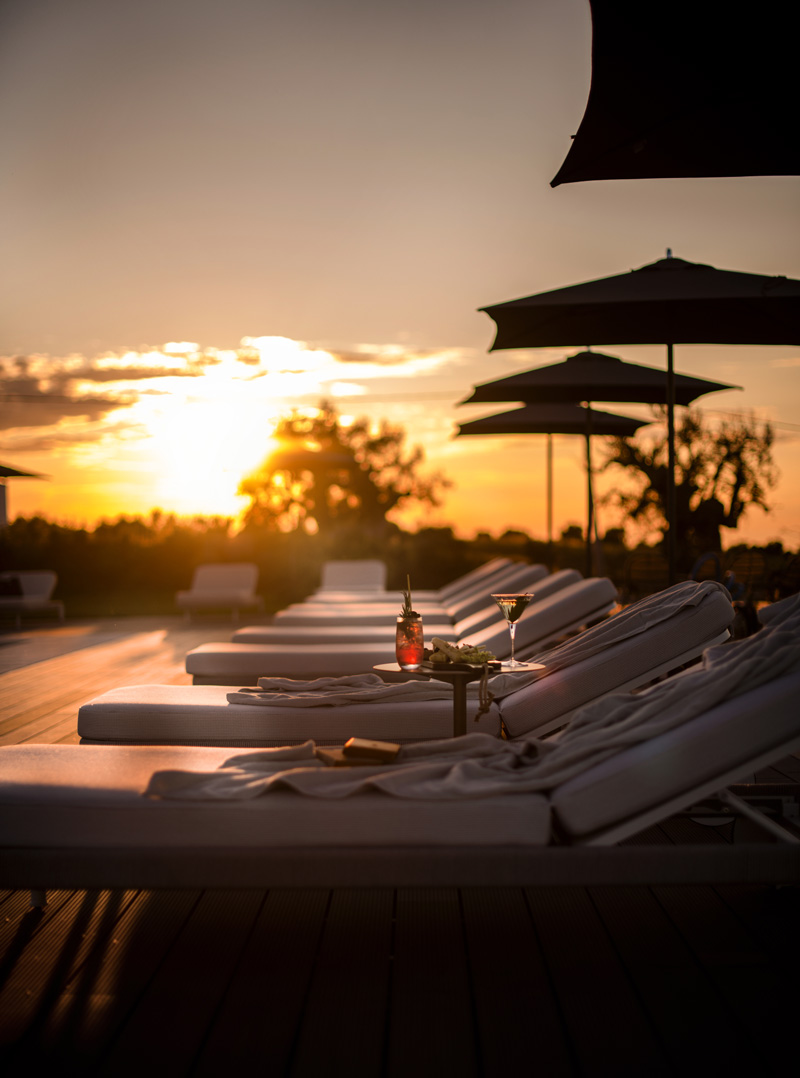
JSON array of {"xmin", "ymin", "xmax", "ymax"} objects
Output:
[
  {"xmin": 525, "ymin": 886, "xmax": 672, "ymax": 1076},
  {"xmin": 589, "ymin": 885, "xmax": 766, "ymax": 1073},
  {"xmin": 461, "ymin": 886, "xmax": 574, "ymax": 1076},
  {"xmin": 387, "ymin": 888, "xmax": 478, "ymax": 1078},
  {"xmin": 652, "ymin": 883, "xmax": 799, "ymax": 1073},
  {"xmin": 0, "ymin": 890, "xmax": 201, "ymax": 1070},
  {"xmin": 290, "ymin": 888, "xmax": 393, "ymax": 1077},
  {"xmin": 0, "ymin": 621, "xmax": 224, "ymax": 744},
  {"xmin": 193, "ymin": 888, "xmax": 330, "ymax": 1076},
  {"xmin": 97, "ymin": 889, "xmax": 263, "ymax": 1074}
]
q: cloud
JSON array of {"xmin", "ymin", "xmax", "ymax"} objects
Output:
[
  {"xmin": 241, "ymin": 337, "xmax": 467, "ymax": 380},
  {"xmin": 1, "ymin": 417, "xmax": 147, "ymax": 453},
  {"xmin": 0, "ymin": 350, "xmax": 204, "ymax": 431},
  {"xmin": 0, "ymin": 336, "xmax": 473, "ymax": 448},
  {"xmin": 328, "ymin": 381, "xmax": 368, "ymax": 397},
  {"xmin": 325, "ymin": 344, "xmax": 465, "ymax": 374},
  {"xmin": 0, "ymin": 385, "xmax": 123, "ymax": 430},
  {"xmin": 163, "ymin": 342, "xmax": 200, "ymax": 354},
  {"xmin": 77, "ymin": 366, "xmax": 203, "ymax": 383}
]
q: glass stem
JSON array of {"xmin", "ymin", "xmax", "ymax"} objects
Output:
[{"xmin": 509, "ymin": 622, "xmax": 516, "ymax": 664}]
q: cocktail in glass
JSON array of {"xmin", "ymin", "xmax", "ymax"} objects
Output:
[
  {"xmin": 491, "ymin": 593, "xmax": 533, "ymax": 668},
  {"xmin": 396, "ymin": 615, "xmax": 424, "ymax": 671}
]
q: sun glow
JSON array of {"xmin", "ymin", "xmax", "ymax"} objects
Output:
[{"xmin": 134, "ymin": 393, "xmax": 282, "ymax": 518}]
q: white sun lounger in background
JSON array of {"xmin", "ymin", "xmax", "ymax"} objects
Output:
[
  {"xmin": 78, "ymin": 581, "xmax": 733, "ymax": 746},
  {"xmin": 175, "ymin": 563, "xmax": 264, "ymax": 622},
  {"xmin": 315, "ymin": 559, "xmax": 388, "ymax": 594},
  {"xmin": 4, "ymin": 605, "xmax": 798, "ymax": 900},
  {"xmin": 0, "ymin": 570, "xmax": 65, "ymax": 629},
  {"xmin": 272, "ymin": 560, "xmax": 550, "ymax": 623},
  {"xmin": 183, "ymin": 576, "xmax": 617, "ymax": 684},
  {"xmin": 230, "ymin": 569, "xmax": 581, "ymax": 646},
  {"xmin": 308, "ymin": 556, "xmax": 513, "ymax": 604}
]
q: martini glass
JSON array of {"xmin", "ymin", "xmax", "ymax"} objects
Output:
[{"xmin": 491, "ymin": 593, "xmax": 534, "ymax": 668}]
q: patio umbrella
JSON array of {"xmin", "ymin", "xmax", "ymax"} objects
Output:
[
  {"xmin": 479, "ymin": 254, "xmax": 800, "ymax": 580},
  {"xmin": 462, "ymin": 349, "xmax": 737, "ymax": 407},
  {"xmin": 551, "ymin": 0, "xmax": 799, "ymax": 186},
  {"xmin": 0, "ymin": 463, "xmax": 46, "ymax": 529},
  {"xmin": 457, "ymin": 402, "xmax": 650, "ymax": 574}
]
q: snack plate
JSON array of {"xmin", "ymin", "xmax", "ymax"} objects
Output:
[{"xmin": 420, "ymin": 659, "xmax": 502, "ymax": 674}]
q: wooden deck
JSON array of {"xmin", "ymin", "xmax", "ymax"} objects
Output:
[{"xmin": 1, "ymin": 618, "xmax": 799, "ymax": 1075}]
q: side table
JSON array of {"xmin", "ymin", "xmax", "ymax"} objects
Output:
[{"xmin": 374, "ymin": 662, "xmax": 495, "ymax": 738}]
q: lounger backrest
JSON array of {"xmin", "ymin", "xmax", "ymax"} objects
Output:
[
  {"xmin": 499, "ymin": 582, "xmax": 735, "ymax": 738},
  {"xmin": 468, "ymin": 577, "xmax": 618, "ymax": 659},
  {"xmin": 446, "ymin": 563, "xmax": 550, "ymax": 621},
  {"xmin": 454, "ymin": 569, "xmax": 582, "ymax": 638},
  {"xmin": 438, "ymin": 557, "xmax": 512, "ymax": 602},
  {"xmin": 191, "ymin": 563, "xmax": 259, "ymax": 593},
  {"xmin": 551, "ymin": 669, "xmax": 800, "ymax": 845},
  {"xmin": 4, "ymin": 570, "xmax": 58, "ymax": 599},
  {"xmin": 319, "ymin": 560, "xmax": 387, "ymax": 591}
]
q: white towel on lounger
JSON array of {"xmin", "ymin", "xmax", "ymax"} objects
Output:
[{"xmin": 226, "ymin": 670, "xmax": 539, "ymax": 706}]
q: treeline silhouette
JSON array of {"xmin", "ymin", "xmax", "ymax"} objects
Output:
[
  {"xmin": 0, "ymin": 512, "xmax": 552, "ymax": 617},
  {"xmin": 1, "ymin": 512, "xmax": 794, "ymax": 618}
]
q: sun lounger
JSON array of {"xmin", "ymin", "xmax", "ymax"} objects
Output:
[
  {"xmin": 78, "ymin": 581, "xmax": 733, "ymax": 746},
  {"xmin": 309, "ymin": 556, "xmax": 512, "ymax": 604},
  {"xmin": 273, "ymin": 561, "xmax": 549, "ymax": 622},
  {"xmin": 175, "ymin": 563, "xmax": 264, "ymax": 622},
  {"xmin": 231, "ymin": 569, "xmax": 581, "ymax": 645},
  {"xmin": 315, "ymin": 559, "xmax": 387, "ymax": 593},
  {"xmin": 184, "ymin": 576, "xmax": 618, "ymax": 684},
  {"xmin": 4, "ymin": 598, "xmax": 798, "ymax": 898},
  {"xmin": 0, "ymin": 570, "xmax": 65, "ymax": 628}
]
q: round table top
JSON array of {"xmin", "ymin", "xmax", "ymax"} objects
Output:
[{"xmin": 374, "ymin": 662, "xmax": 543, "ymax": 685}]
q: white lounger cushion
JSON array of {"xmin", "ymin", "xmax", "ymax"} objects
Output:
[
  {"xmin": 0, "ymin": 744, "xmax": 549, "ymax": 849},
  {"xmin": 553, "ymin": 669, "xmax": 800, "ymax": 843},
  {"xmin": 500, "ymin": 582, "xmax": 735, "ymax": 738},
  {"xmin": 187, "ymin": 641, "xmax": 413, "ymax": 683},
  {"xmin": 79, "ymin": 683, "xmax": 503, "ymax": 744}
]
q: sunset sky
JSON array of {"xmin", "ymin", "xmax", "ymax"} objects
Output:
[{"xmin": 2, "ymin": 0, "xmax": 799, "ymax": 549}]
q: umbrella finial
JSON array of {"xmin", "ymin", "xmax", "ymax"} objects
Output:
[{"xmin": 666, "ymin": 247, "xmax": 673, "ymax": 258}]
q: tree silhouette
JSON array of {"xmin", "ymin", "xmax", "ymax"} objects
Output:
[
  {"xmin": 600, "ymin": 409, "xmax": 778, "ymax": 562},
  {"xmin": 237, "ymin": 402, "xmax": 450, "ymax": 537}
]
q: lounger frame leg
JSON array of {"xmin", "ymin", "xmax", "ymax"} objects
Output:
[{"xmin": 716, "ymin": 789, "xmax": 800, "ymax": 844}]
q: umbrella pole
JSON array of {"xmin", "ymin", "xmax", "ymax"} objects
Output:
[
  {"xmin": 667, "ymin": 343, "xmax": 677, "ymax": 585},
  {"xmin": 547, "ymin": 434, "xmax": 553, "ymax": 566},
  {"xmin": 585, "ymin": 406, "xmax": 594, "ymax": 577}
]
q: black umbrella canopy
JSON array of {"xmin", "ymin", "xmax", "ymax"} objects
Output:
[
  {"xmin": 0, "ymin": 462, "xmax": 46, "ymax": 528},
  {"xmin": 462, "ymin": 350, "xmax": 739, "ymax": 408},
  {"xmin": 457, "ymin": 401, "xmax": 647, "ymax": 437},
  {"xmin": 480, "ymin": 257, "xmax": 800, "ymax": 351},
  {"xmin": 551, "ymin": 0, "xmax": 799, "ymax": 186},
  {"xmin": 0, "ymin": 463, "xmax": 45, "ymax": 479}
]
